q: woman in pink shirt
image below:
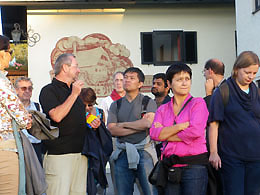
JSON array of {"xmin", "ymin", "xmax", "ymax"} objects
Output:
[{"xmin": 150, "ymin": 63, "xmax": 209, "ymax": 195}]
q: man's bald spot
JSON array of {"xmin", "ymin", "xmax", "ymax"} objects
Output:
[{"xmin": 205, "ymin": 58, "xmax": 225, "ymax": 75}]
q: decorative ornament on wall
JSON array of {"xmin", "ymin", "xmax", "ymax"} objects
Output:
[
  {"xmin": 51, "ymin": 33, "xmax": 133, "ymax": 97},
  {"xmin": 11, "ymin": 23, "xmax": 41, "ymax": 47}
]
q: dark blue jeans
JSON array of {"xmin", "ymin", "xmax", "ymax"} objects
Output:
[
  {"xmin": 220, "ymin": 155, "xmax": 260, "ymax": 195},
  {"xmin": 114, "ymin": 150, "xmax": 157, "ymax": 195},
  {"xmin": 165, "ymin": 165, "xmax": 208, "ymax": 195}
]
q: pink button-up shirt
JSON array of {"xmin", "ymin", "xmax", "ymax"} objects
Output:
[{"xmin": 150, "ymin": 94, "xmax": 208, "ymax": 158}]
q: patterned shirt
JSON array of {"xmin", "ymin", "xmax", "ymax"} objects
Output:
[{"xmin": 0, "ymin": 70, "xmax": 30, "ymax": 150}]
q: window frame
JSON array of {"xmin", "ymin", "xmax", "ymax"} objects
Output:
[
  {"xmin": 140, "ymin": 30, "xmax": 197, "ymax": 65},
  {"xmin": 152, "ymin": 30, "xmax": 184, "ymax": 66},
  {"xmin": 254, "ymin": 0, "xmax": 260, "ymax": 13}
]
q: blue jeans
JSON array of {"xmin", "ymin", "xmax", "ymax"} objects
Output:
[
  {"xmin": 114, "ymin": 150, "xmax": 157, "ymax": 195},
  {"xmin": 165, "ymin": 165, "xmax": 208, "ymax": 195},
  {"xmin": 220, "ymin": 155, "xmax": 260, "ymax": 195}
]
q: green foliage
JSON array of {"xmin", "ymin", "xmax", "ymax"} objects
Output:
[{"xmin": 8, "ymin": 43, "xmax": 28, "ymax": 71}]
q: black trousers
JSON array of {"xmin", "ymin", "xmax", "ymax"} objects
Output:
[{"xmin": 32, "ymin": 143, "xmax": 43, "ymax": 166}]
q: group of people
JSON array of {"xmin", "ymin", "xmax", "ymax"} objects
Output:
[{"xmin": 0, "ymin": 33, "xmax": 260, "ymax": 195}]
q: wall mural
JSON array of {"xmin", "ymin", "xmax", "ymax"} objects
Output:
[{"xmin": 50, "ymin": 33, "xmax": 133, "ymax": 97}]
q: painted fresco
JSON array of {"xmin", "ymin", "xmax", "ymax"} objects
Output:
[
  {"xmin": 8, "ymin": 43, "xmax": 28, "ymax": 73},
  {"xmin": 50, "ymin": 33, "xmax": 133, "ymax": 97},
  {"xmin": 7, "ymin": 43, "xmax": 28, "ymax": 85}
]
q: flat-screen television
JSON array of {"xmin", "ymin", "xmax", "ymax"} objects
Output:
[{"xmin": 1, "ymin": 6, "xmax": 27, "ymax": 40}]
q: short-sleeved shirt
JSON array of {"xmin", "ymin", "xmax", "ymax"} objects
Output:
[
  {"xmin": 209, "ymin": 77, "xmax": 260, "ymax": 161},
  {"xmin": 107, "ymin": 93, "xmax": 157, "ymax": 144},
  {"xmin": 39, "ymin": 78, "xmax": 86, "ymax": 155}
]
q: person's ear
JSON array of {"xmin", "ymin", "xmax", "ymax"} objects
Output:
[
  {"xmin": 209, "ymin": 68, "xmax": 216, "ymax": 76},
  {"xmin": 62, "ymin": 63, "xmax": 69, "ymax": 73},
  {"xmin": 0, "ymin": 50, "xmax": 5, "ymax": 60},
  {"xmin": 232, "ymin": 69, "xmax": 238, "ymax": 78},
  {"xmin": 138, "ymin": 81, "xmax": 144, "ymax": 89},
  {"xmin": 0, "ymin": 51, "xmax": 5, "ymax": 69}
]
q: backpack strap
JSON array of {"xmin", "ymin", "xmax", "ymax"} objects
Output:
[
  {"xmin": 116, "ymin": 96, "xmax": 151, "ymax": 118},
  {"xmin": 219, "ymin": 82, "xmax": 229, "ymax": 108},
  {"xmin": 116, "ymin": 98, "xmax": 123, "ymax": 112},
  {"xmin": 34, "ymin": 102, "xmax": 40, "ymax": 111},
  {"xmin": 142, "ymin": 95, "xmax": 151, "ymax": 113},
  {"xmin": 160, "ymin": 96, "xmax": 193, "ymax": 159},
  {"xmin": 219, "ymin": 81, "xmax": 260, "ymax": 108}
]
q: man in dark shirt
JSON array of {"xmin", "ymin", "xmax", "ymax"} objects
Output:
[
  {"xmin": 151, "ymin": 73, "xmax": 171, "ymax": 159},
  {"xmin": 39, "ymin": 53, "xmax": 87, "ymax": 195},
  {"xmin": 151, "ymin": 73, "xmax": 171, "ymax": 108},
  {"xmin": 203, "ymin": 58, "xmax": 225, "ymax": 109},
  {"xmin": 203, "ymin": 58, "xmax": 225, "ymax": 195}
]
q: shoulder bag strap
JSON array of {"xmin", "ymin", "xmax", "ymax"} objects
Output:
[
  {"xmin": 34, "ymin": 102, "xmax": 41, "ymax": 111},
  {"xmin": 3, "ymin": 104, "xmax": 26, "ymax": 195},
  {"xmin": 161, "ymin": 96, "xmax": 193, "ymax": 158}
]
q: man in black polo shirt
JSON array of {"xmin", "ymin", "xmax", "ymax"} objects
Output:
[{"xmin": 39, "ymin": 53, "xmax": 87, "ymax": 195}]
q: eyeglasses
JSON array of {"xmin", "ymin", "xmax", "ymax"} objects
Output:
[
  {"xmin": 87, "ymin": 103, "xmax": 94, "ymax": 107},
  {"xmin": 85, "ymin": 102, "xmax": 95, "ymax": 107},
  {"xmin": 19, "ymin": 86, "xmax": 33, "ymax": 92}
]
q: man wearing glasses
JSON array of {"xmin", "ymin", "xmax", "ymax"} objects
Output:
[
  {"xmin": 39, "ymin": 53, "xmax": 87, "ymax": 195},
  {"xmin": 203, "ymin": 59, "xmax": 225, "ymax": 109},
  {"xmin": 0, "ymin": 35, "xmax": 31, "ymax": 194},
  {"xmin": 203, "ymin": 58, "xmax": 225, "ymax": 195},
  {"xmin": 14, "ymin": 77, "xmax": 43, "ymax": 165}
]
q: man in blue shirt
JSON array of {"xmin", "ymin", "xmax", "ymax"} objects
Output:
[{"xmin": 15, "ymin": 77, "xmax": 43, "ymax": 165}]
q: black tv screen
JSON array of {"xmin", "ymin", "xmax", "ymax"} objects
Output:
[{"xmin": 1, "ymin": 6, "xmax": 27, "ymax": 40}]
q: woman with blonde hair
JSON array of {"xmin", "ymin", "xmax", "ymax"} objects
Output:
[{"xmin": 209, "ymin": 51, "xmax": 260, "ymax": 195}]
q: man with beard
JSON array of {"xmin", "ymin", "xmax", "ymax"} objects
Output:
[
  {"xmin": 39, "ymin": 53, "xmax": 87, "ymax": 195},
  {"xmin": 151, "ymin": 73, "xmax": 171, "ymax": 159},
  {"xmin": 151, "ymin": 73, "xmax": 171, "ymax": 108}
]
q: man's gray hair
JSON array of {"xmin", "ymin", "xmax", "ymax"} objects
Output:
[
  {"xmin": 14, "ymin": 76, "xmax": 33, "ymax": 89},
  {"xmin": 53, "ymin": 53, "xmax": 75, "ymax": 76},
  {"xmin": 113, "ymin": 71, "xmax": 124, "ymax": 80}
]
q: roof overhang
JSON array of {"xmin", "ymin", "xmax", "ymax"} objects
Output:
[{"xmin": 0, "ymin": 0, "xmax": 235, "ymax": 9}]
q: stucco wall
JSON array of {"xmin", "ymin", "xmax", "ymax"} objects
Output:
[
  {"xmin": 27, "ymin": 5, "xmax": 236, "ymax": 102},
  {"xmin": 236, "ymin": 0, "xmax": 260, "ymax": 80}
]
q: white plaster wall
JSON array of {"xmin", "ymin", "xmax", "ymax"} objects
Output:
[
  {"xmin": 236, "ymin": 0, "xmax": 260, "ymax": 80},
  {"xmin": 28, "ymin": 5, "xmax": 236, "ymax": 102}
]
